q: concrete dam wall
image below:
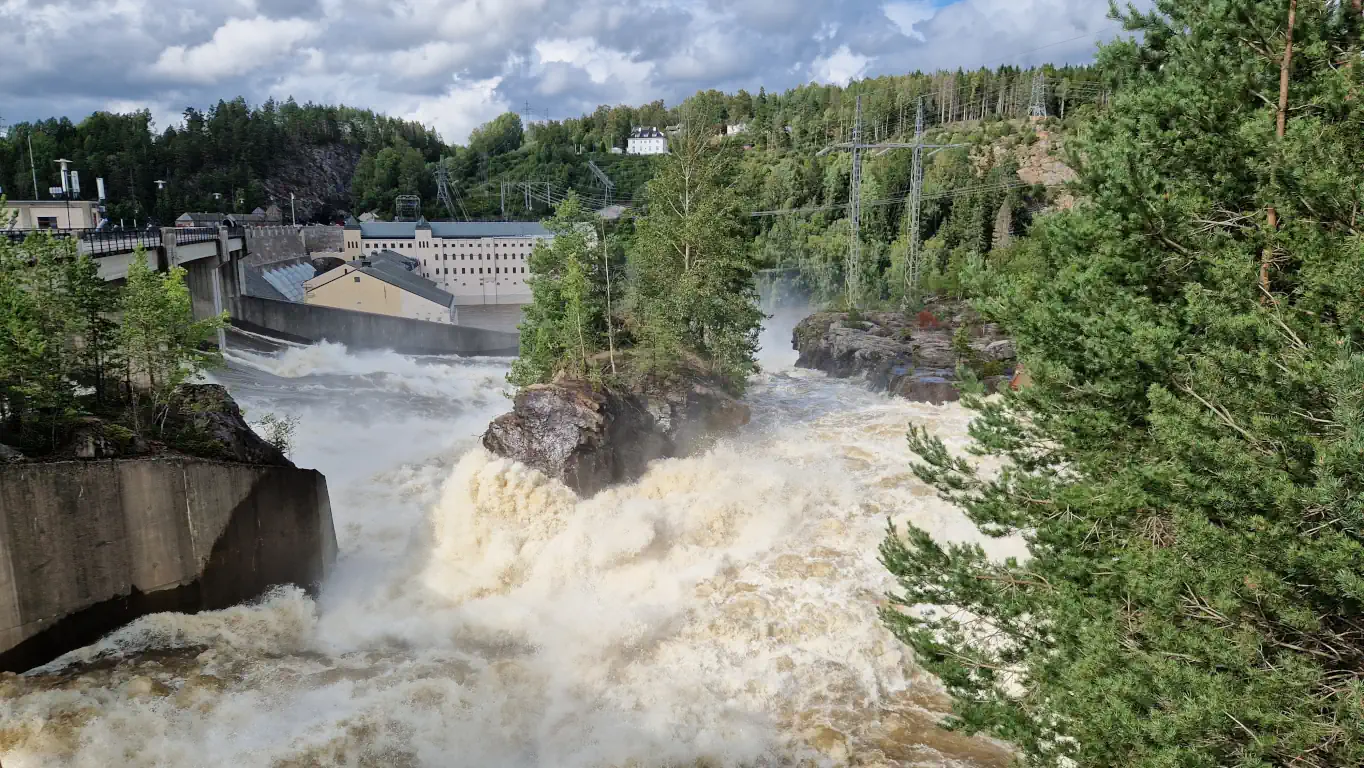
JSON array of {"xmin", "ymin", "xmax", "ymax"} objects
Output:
[
  {"xmin": 232, "ymin": 295, "xmax": 520, "ymax": 356},
  {"xmin": 0, "ymin": 458, "xmax": 337, "ymax": 672}
]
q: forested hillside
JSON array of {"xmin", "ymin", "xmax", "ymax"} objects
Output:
[
  {"xmin": 1, "ymin": 65, "xmax": 1100, "ymax": 246},
  {"xmin": 0, "ymin": 98, "xmax": 442, "ymax": 225}
]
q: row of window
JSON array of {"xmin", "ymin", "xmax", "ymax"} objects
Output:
[
  {"xmin": 430, "ymin": 267, "xmax": 525, "ymax": 275},
  {"xmin": 357, "ymin": 239, "xmax": 537, "ymax": 251}
]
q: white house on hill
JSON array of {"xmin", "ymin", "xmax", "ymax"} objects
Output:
[{"xmin": 627, "ymin": 127, "xmax": 667, "ymax": 155}]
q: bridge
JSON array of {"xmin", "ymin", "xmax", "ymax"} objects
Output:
[
  {"xmin": 2, "ymin": 226, "xmax": 246, "ymax": 281},
  {"xmin": 3, "ymin": 224, "xmax": 518, "ymax": 356}
]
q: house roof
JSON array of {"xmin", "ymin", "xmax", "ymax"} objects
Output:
[
  {"xmin": 629, "ymin": 126, "xmax": 665, "ymax": 139},
  {"xmin": 360, "ymin": 251, "xmax": 454, "ymax": 307},
  {"xmin": 344, "ymin": 216, "xmax": 361, "ymax": 229},
  {"xmin": 177, "ymin": 212, "xmax": 226, "ymax": 223},
  {"xmin": 357, "ymin": 220, "xmax": 551, "ymax": 239}
]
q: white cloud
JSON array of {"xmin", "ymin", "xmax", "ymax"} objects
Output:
[
  {"xmin": 1, "ymin": 0, "xmax": 1142, "ymax": 145},
  {"xmin": 404, "ymin": 77, "xmax": 511, "ymax": 144},
  {"xmin": 809, "ymin": 45, "xmax": 870, "ymax": 86},
  {"xmin": 151, "ymin": 16, "xmax": 317, "ymax": 84},
  {"xmin": 883, "ymin": 1, "xmax": 937, "ymax": 41}
]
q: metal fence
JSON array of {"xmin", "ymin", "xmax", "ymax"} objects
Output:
[
  {"xmin": 1, "ymin": 228, "xmax": 164, "ymax": 256},
  {"xmin": 174, "ymin": 227, "xmax": 220, "ymax": 246}
]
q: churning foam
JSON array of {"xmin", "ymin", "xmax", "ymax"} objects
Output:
[{"xmin": 1, "ymin": 341, "xmax": 1023, "ymax": 767}]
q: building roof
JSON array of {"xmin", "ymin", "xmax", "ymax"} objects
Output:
[
  {"xmin": 415, "ymin": 216, "xmax": 431, "ymax": 229},
  {"xmin": 177, "ymin": 212, "xmax": 226, "ymax": 223},
  {"xmin": 261, "ymin": 261, "xmax": 317, "ymax": 302},
  {"xmin": 359, "ymin": 250, "xmax": 455, "ymax": 307},
  {"xmin": 630, "ymin": 126, "xmax": 665, "ymax": 139},
  {"xmin": 343, "ymin": 215, "xmax": 361, "ymax": 229},
  {"xmin": 357, "ymin": 220, "xmax": 552, "ymax": 239},
  {"xmin": 244, "ymin": 268, "xmax": 290, "ymax": 301}
]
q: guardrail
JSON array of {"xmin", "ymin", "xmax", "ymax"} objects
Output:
[
  {"xmin": 174, "ymin": 227, "xmax": 220, "ymax": 246},
  {"xmin": 1, "ymin": 228, "xmax": 165, "ymax": 256}
]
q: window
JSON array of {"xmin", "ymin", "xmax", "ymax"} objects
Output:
[
  {"xmin": 495, "ymin": 267, "xmax": 499, "ymax": 274},
  {"xmin": 479, "ymin": 268, "xmax": 483, "ymax": 274},
  {"xmin": 353, "ymin": 276, "xmax": 361, "ymax": 283},
  {"xmin": 37, "ymin": 217, "xmax": 58, "ymax": 229}
]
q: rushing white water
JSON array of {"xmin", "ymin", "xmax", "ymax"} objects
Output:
[{"xmin": 0, "ymin": 322, "xmax": 1025, "ymax": 767}]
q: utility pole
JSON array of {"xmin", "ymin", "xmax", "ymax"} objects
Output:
[
  {"xmin": 907, "ymin": 100, "xmax": 926, "ymax": 303},
  {"xmin": 28, "ymin": 133, "xmax": 39, "ymax": 199},
  {"xmin": 848, "ymin": 96, "xmax": 863, "ymax": 305}
]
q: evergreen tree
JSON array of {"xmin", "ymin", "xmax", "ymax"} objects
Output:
[
  {"xmin": 882, "ymin": 3, "xmax": 1364, "ymax": 766},
  {"xmin": 627, "ymin": 127, "xmax": 763, "ymax": 392},
  {"xmin": 508, "ymin": 192, "xmax": 602, "ymax": 387},
  {"xmin": 118, "ymin": 255, "xmax": 225, "ymax": 427}
]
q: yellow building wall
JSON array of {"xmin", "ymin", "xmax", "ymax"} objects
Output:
[
  {"xmin": 304, "ymin": 266, "xmax": 402, "ymax": 316},
  {"xmin": 304, "ymin": 264, "xmax": 450, "ymax": 323}
]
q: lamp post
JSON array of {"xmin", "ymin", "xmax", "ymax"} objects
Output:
[{"xmin": 54, "ymin": 158, "xmax": 73, "ymax": 229}]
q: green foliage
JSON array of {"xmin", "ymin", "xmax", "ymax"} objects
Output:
[
  {"xmin": 509, "ymin": 192, "xmax": 607, "ymax": 387},
  {"xmin": 627, "ymin": 128, "xmax": 764, "ymax": 392},
  {"xmin": 0, "ymin": 99, "xmax": 442, "ymax": 224},
  {"xmin": 118, "ymin": 254, "xmax": 226, "ymax": 426},
  {"xmin": 882, "ymin": 3, "xmax": 1364, "ymax": 766},
  {"xmin": 253, "ymin": 413, "xmax": 299, "ymax": 458}
]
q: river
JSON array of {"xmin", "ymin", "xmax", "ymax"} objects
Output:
[{"xmin": 0, "ymin": 313, "xmax": 1025, "ymax": 767}]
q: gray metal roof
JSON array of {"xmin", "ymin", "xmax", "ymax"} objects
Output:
[
  {"xmin": 244, "ymin": 268, "xmax": 289, "ymax": 301},
  {"xmin": 261, "ymin": 261, "xmax": 317, "ymax": 302},
  {"xmin": 358, "ymin": 250, "xmax": 455, "ymax": 308},
  {"xmin": 358, "ymin": 221, "xmax": 551, "ymax": 239}
]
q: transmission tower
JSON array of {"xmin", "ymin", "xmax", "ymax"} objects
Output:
[
  {"xmin": 904, "ymin": 98, "xmax": 967, "ymax": 303},
  {"xmin": 395, "ymin": 195, "xmax": 421, "ymax": 221},
  {"xmin": 435, "ymin": 162, "xmax": 469, "ymax": 221},
  {"xmin": 587, "ymin": 160, "xmax": 615, "ymax": 206},
  {"xmin": 819, "ymin": 95, "xmax": 963, "ymax": 307},
  {"xmin": 1029, "ymin": 71, "xmax": 1048, "ymax": 119}
]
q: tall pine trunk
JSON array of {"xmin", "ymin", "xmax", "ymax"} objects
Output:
[{"xmin": 1262, "ymin": 0, "xmax": 1296, "ymax": 300}]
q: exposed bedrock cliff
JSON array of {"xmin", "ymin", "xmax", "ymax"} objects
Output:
[
  {"xmin": 482, "ymin": 372, "xmax": 751, "ymax": 496},
  {"xmin": 793, "ymin": 302, "xmax": 1017, "ymax": 403}
]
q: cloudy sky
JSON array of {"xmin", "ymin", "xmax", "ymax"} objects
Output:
[{"xmin": 0, "ymin": 0, "xmax": 1134, "ymax": 144}]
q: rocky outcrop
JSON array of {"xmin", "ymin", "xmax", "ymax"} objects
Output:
[
  {"xmin": 793, "ymin": 303, "xmax": 1016, "ymax": 404},
  {"xmin": 164, "ymin": 385, "xmax": 292, "ymax": 466},
  {"xmin": 482, "ymin": 374, "xmax": 750, "ymax": 496},
  {"xmin": 0, "ymin": 443, "xmax": 24, "ymax": 463}
]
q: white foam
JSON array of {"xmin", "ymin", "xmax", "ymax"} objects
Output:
[{"xmin": 0, "ymin": 343, "xmax": 1022, "ymax": 767}]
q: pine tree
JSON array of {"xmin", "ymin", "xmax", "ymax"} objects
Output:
[
  {"xmin": 882, "ymin": 3, "xmax": 1364, "ymax": 766},
  {"xmin": 508, "ymin": 192, "xmax": 602, "ymax": 387},
  {"xmin": 627, "ymin": 126, "xmax": 763, "ymax": 392}
]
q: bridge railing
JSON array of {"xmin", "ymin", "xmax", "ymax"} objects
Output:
[
  {"xmin": 1, "ymin": 228, "xmax": 165, "ymax": 256},
  {"xmin": 174, "ymin": 227, "xmax": 220, "ymax": 246}
]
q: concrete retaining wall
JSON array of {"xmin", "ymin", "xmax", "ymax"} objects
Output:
[
  {"xmin": 0, "ymin": 458, "xmax": 336, "ymax": 671},
  {"xmin": 243, "ymin": 226, "xmax": 344, "ymax": 267},
  {"xmin": 232, "ymin": 295, "xmax": 519, "ymax": 356}
]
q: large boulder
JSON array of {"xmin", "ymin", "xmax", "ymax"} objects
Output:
[
  {"xmin": 165, "ymin": 384, "xmax": 293, "ymax": 466},
  {"xmin": 483, "ymin": 374, "xmax": 750, "ymax": 496},
  {"xmin": 793, "ymin": 302, "xmax": 1016, "ymax": 403}
]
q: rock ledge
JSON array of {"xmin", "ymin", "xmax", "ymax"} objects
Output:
[{"xmin": 483, "ymin": 372, "xmax": 750, "ymax": 496}]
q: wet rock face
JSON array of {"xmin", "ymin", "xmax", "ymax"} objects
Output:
[
  {"xmin": 792, "ymin": 303, "xmax": 1016, "ymax": 404},
  {"xmin": 166, "ymin": 384, "xmax": 293, "ymax": 467},
  {"xmin": 482, "ymin": 376, "xmax": 751, "ymax": 497}
]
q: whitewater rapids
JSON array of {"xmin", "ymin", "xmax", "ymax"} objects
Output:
[{"xmin": 0, "ymin": 325, "xmax": 1025, "ymax": 767}]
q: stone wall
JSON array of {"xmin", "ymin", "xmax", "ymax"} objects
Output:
[
  {"xmin": 0, "ymin": 458, "xmax": 336, "ymax": 671},
  {"xmin": 232, "ymin": 295, "xmax": 520, "ymax": 356},
  {"xmin": 243, "ymin": 225, "xmax": 344, "ymax": 267}
]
